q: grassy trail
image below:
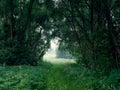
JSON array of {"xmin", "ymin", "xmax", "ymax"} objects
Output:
[
  {"xmin": 0, "ymin": 58, "xmax": 117, "ymax": 90},
  {"xmin": 44, "ymin": 56, "xmax": 95, "ymax": 90},
  {"xmin": 46, "ymin": 64, "xmax": 82, "ymax": 90},
  {"xmin": 46, "ymin": 65, "xmax": 68, "ymax": 90}
]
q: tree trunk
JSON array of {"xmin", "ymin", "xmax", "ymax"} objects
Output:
[
  {"xmin": 105, "ymin": 2, "xmax": 120, "ymax": 69},
  {"xmin": 9, "ymin": 0, "xmax": 15, "ymax": 47},
  {"xmin": 89, "ymin": 0, "xmax": 97, "ymax": 69}
]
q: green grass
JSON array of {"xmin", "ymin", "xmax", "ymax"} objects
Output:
[
  {"xmin": 0, "ymin": 64, "xmax": 48, "ymax": 90},
  {"xmin": 0, "ymin": 57, "xmax": 119, "ymax": 90},
  {"xmin": 44, "ymin": 56, "xmax": 97, "ymax": 90},
  {"xmin": 46, "ymin": 64, "xmax": 76, "ymax": 90},
  {"xmin": 46, "ymin": 64, "xmax": 97, "ymax": 90}
]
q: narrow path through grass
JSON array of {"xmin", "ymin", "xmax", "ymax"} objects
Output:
[
  {"xmin": 43, "ymin": 56, "xmax": 96, "ymax": 90},
  {"xmin": 46, "ymin": 64, "xmax": 86, "ymax": 90},
  {"xmin": 46, "ymin": 65, "xmax": 68, "ymax": 90}
]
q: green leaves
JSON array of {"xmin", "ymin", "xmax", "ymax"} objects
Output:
[
  {"xmin": 0, "ymin": 0, "xmax": 54, "ymax": 65},
  {"xmin": 0, "ymin": 65, "xmax": 48, "ymax": 90}
]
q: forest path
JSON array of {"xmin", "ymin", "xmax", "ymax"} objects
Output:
[
  {"xmin": 44, "ymin": 56, "xmax": 93, "ymax": 90},
  {"xmin": 46, "ymin": 64, "xmax": 80, "ymax": 90}
]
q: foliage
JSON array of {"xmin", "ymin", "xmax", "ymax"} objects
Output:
[
  {"xmin": 0, "ymin": 0, "xmax": 120, "ymax": 89},
  {"xmin": 0, "ymin": 0, "xmax": 54, "ymax": 65},
  {"xmin": 51, "ymin": 0, "xmax": 120, "ymax": 74},
  {"xmin": 0, "ymin": 64, "xmax": 49, "ymax": 90},
  {"xmin": 0, "ymin": 60, "xmax": 120, "ymax": 90},
  {"xmin": 60, "ymin": 64, "xmax": 120, "ymax": 90},
  {"xmin": 45, "ymin": 61, "xmax": 120, "ymax": 90}
]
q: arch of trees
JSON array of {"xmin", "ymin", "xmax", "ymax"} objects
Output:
[{"xmin": 0, "ymin": 0, "xmax": 120, "ymax": 74}]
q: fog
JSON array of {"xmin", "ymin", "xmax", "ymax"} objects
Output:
[
  {"xmin": 44, "ymin": 39, "xmax": 58, "ymax": 58},
  {"xmin": 43, "ymin": 39, "xmax": 75, "ymax": 64}
]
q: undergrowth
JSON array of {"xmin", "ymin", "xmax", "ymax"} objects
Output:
[
  {"xmin": 0, "ymin": 62, "xmax": 120, "ymax": 90},
  {"xmin": 0, "ymin": 63, "xmax": 50, "ymax": 90}
]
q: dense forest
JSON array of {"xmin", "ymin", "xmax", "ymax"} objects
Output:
[{"xmin": 0, "ymin": 0, "xmax": 120, "ymax": 90}]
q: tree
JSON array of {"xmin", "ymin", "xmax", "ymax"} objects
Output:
[
  {"xmin": 51, "ymin": 0, "xmax": 120, "ymax": 74},
  {"xmin": 0, "ymin": 0, "xmax": 54, "ymax": 65}
]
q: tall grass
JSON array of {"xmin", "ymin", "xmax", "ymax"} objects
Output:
[
  {"xmin": 0, "ymin": 57, "xmax": 120, "ymax": 90},
  {"xmin": 46, "ymin": 64, "xmax": 96, "ymax": 90},
  {"xmin": 0, "ymin": 65, "xmax": 48, "ymax": 90}
]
